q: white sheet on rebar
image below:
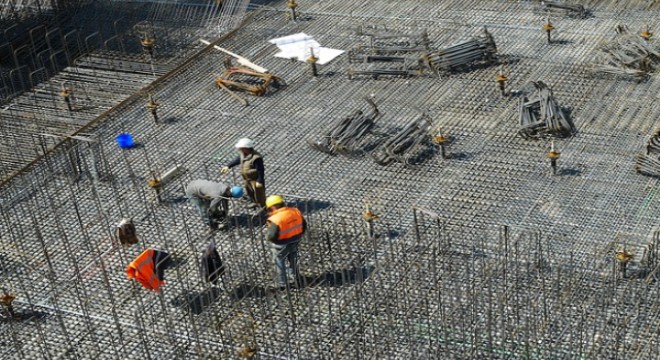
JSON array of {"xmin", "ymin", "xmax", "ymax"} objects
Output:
[{"xmin": 269, "ymin": 33, "xmax": 344, "ymax": 65}]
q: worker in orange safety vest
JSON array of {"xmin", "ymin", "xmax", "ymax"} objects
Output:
[
  {"xmin": 265, "ymin": 195, "xmax": 307, "ymax": 288},
  {"xmin": 126, "ymin": 249, "xmax": 172, "ymax": 292}
]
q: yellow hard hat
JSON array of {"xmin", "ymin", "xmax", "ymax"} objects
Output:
[{"xmin": 266, "ymin": 195, "xmax": 284, "ymax": 208}]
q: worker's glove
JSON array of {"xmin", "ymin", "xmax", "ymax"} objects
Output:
[
  {"xmin": 255, "ymin": 182, "xmax": 263, "ymax": 189},
  {"xmin": 220, "ymin": 166, "xmax": 230, "ymax": 175}
]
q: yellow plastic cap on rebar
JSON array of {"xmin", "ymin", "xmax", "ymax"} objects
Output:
[{"xmin": 266, "ymin": 195, "xmax": 284, "ymax": 208}]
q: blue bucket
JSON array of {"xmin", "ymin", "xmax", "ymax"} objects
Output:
[{"xmin": 116, "ymin": 133, "xmax": 134, "ymax": 149}]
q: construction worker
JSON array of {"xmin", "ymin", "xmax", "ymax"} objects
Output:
[
  {"xmin": 220, "ymin": 138, "xmax": 266, "ymax": 209},
  {"xmin": 265, "ymin": 195, "xmax": 307, "ymax": 288},
  {"xmin": 185, "ymin": 180, "xmax": 244, "ymax": 230},
  {"xmin": 126, "ymin": 249, "xmax": 172, "ymax": 292}
]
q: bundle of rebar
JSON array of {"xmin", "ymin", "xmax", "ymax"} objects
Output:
[
  {"xmin": 518, "ymin": 81, "xmax": 575, "ymax": 139},
  {"xmin": 307, "ymin": 98, "xmax": 379, "ymax": 155},
  {"xmin": 590, "ymin": 25, "xmax": 660, "ymax": 80},
  {"xmin": 540, "ymin": 1, "xmax": 587, "ymax": 19},
  {"xmin": 635, "ymin": 154, "xmax": 660, "ymax": 178},
  {"xmin": 371, "ymin": 114, "xmax": 433, "ymax": 166},
  {"xmin": 423, "ymin": 27, "xmax": 497, "ymax": 75},
  {"xmin": 646, "ymin": 129, "xmax": 660, "ymax": 154}
]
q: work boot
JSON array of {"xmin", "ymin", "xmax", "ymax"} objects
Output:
[{"xmin": 208, "ymin": 220, "xmax": 218, "ymax": 231}]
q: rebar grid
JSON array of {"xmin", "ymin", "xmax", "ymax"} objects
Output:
[{"xmin": 1, "ymin": 0, "xmax": 660, "ymax": 359}]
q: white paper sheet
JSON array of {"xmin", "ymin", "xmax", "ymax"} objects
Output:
[{"xmin": 269, "ymin": 33, "xmax": 344, "ymax": 65}]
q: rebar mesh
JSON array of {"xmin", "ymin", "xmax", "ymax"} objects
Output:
[{"xmin": 1, "ymin": 0, "xmax": 660, "ymax": 359}]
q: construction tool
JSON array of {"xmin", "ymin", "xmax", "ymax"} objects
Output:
[
  {"xmin": 200, "ymin": 39, "xmax": 268, "ymax": 73},
  {"xmin": 214, "ymin": 66, "xmax": 284, "ymax": 105}
]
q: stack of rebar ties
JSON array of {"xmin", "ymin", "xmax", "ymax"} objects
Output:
[
  {"xmin": 518, "ymin": 81, "xmax": 575, "ymax": 139},
  {"xmin": 347, "ymin": 26, "xmax": 430, "ymax": 79},
  {"xmin": 307, "ymin": 98, "xmax": 380, "ymax": 156},
  {"xmin": 540, "ymin": 1, "xmax": 587, "ymax": 19},
  {"xmin": 423, "ymin": 27, "xmax": 497, "ymax": 75},
  {"xmin": 636, "ymin": 130, "xmax": 660, "ymax": 178},
  {"xmin": 591, "ymin": 25, "xmax": 660, "ymax": 80},
  {"xmin": 371, "ymin": 115, "xmax": 433, "ymax": 167}
]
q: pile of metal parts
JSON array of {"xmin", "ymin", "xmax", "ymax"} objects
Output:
[
  {"xmin": 590, "ymin": 25, "xmax": 660, "ymax": 80},
  {"xmin": 347, "ymin": 26, "xmax": 498, "ymax": 79},
  {"xmin": 214, "ymin": 66, "xmax": 285, "ymax": 106},
  {"xmin": 539, "ymin": 1, "xmax": 588, "ymax": 19},
  {"xmin": 423, "ymin": 27, "xmax": 498, "ymax": 75},
  {"xmin": 347, "ymin": 26, "xmax": 431, "ymax": 79},
  {"xmin": 307, "ymin": 98, "xmax": 380, "ymax": 156},
  {"xmin": 371, "ymin": 114, "xmax": 433, "ymax": 166},
  {"xmin": 518, "ymin": 81, "xmax": 576, "ymax": 139},
  {"xmin": 636, "ymin": 129, "xmax": 660, "ymax": 178}
]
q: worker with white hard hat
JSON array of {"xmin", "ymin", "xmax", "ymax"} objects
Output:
[{"xmin": 220, "ymin": 138, "xmax": 266, "ymax": 208}]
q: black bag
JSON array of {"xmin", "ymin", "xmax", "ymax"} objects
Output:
[
  {"xmin": 201, "ymin": 242, "xmax": 225, "ymax": 285},
  {"xmin": 117, "ymin": 218, "xmax": 138, "ymax": 245}
]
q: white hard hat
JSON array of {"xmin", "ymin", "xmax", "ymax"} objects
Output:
[{"xmin": 235, "ymin": 138, "xmax": 254, "ymax": 149}]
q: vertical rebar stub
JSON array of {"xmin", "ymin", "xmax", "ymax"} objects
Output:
[
  {"xmin": 547, "ymin": 141, "xmax": 560, "ymax": 175},
  {"xmin": 307, "ymin": 48, "xmax": 319, "ymax": 77},
  {"xmin": 146, "ymin": 94, "xmax": 159, "ymax": 123},
  {"xmin": 543, "ymin": 18, "xmax": 555, "ymax": 43},
  {"xmin": 287, "ymin": 0, "xmax": 298, "ymax": 21}
]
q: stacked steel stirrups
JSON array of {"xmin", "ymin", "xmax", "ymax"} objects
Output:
[
  {"xmin": 636, "ymin": 130, "xmax": 660, "ymax": 178},
  {"xmin": 423, "ymin": 27, "xmax": 497, "ymax": 75},
  {"xmin": 347, "ymin": 27, "xmax": 430, "ymax": 79},
  {"xmin": 590, "ymin": 25, "xmax": 660, "ymax": 80},
  {"xmin": 355, "ymin": 25, "xmax": 431, "ymax": 53},
  {"xmin": 540, "ymin": 1, "xmax": 587, "ymax": 19},
  {"xmin": 647, "ymin": 129, "xmax": 660, "ymax": 154},
  {"xmin": 215, "ymin": 67, "xmax": 286, "ymax": 97},
  {"xmin": 635, "ymin": 154, "xmax": 660, "ymax": 178},
  {"xmin": 371, "ymin": 114, "xmax": 433, "ymax": 167},
  {"xmin": 307, "ymin": 98, "xmax": 380, "ymax": 156},
  {"xmin": 518, "ymin": 81, "xmax": 575, "ymax": 139}
]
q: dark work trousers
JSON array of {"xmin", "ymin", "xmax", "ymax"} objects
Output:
[{"xmin": 244, "ymin": 180, "xmax": 266, "ymax": 208}]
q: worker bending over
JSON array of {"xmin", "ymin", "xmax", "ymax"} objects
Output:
[
  {"xmin": 185, "ymin": 180, "xmax": 243, "ymax": 230},
  {"xmin": 220, "ymin": 138, "xmax": 266, "ymax": 209},
  {"xmin": 265, "ymin": 195, "xmax": 307, "ymax": 288}
]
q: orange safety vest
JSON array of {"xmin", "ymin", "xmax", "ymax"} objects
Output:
[
  {"xmin": 268, "ymin": 207, "xmax": 304, "ymax": 241},
  {"xmin": 126, "ymin": 249, "xmax": 165, "ymax": 292}
]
